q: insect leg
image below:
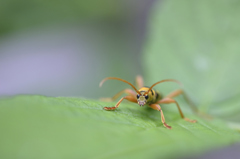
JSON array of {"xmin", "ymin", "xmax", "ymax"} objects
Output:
[
  {"xmin": 157, "ymin": 98, "xmax": 197, "ymax": 123},
  {"xmin": 165, "ymin": 89, "xmax": 212, "ymax": 119},
  {"xmin": 165, "ymin": 89, "xmax": 198, "ymax": 113},
  {"xmin": 149, "ymin": 104, "xmax": 172, "ymax": 129},
  {"xmin": 135, "ymin": 75, "xmax": 144, "ymax": 89},
  {"xmin": 100, "ymin": 89, "xmax": 136, "ymax": 102},
  {"xmin": 103, "ymin": 96, "xmax": 137, "ymax": 110}
]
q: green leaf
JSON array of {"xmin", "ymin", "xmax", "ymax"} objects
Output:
[
  {"xmin": 1, "ymin": 1, "xmax": 240, "ymax": 159},
  {"xmin": 0, "ymin": 96, "xmax": 239, "ymax": 159},
  {"xmin": 143, "ymin": 0, "xmax": 240, "ymax": 122}
]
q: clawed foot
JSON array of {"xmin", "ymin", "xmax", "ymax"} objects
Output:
[
  {"xmin": 184, "ymin": 118, "xmax": 197, "ymax": 123},
  {"xmin": 103, "ymin": 107, "xmax": 117, "ymax": 111},
  {"xmin": 163, "ymin": 123, "xmax": 172, "ymax": 129}
]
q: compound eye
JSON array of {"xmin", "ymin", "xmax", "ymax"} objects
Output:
[
  {"xmin": 137, "ymin": 94, "xmax": 140, "ymax": 99},
  {"xmin": 145, "ymin": 95, "xmax": 149, "ymax": 100}
]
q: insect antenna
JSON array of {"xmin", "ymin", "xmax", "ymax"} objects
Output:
[
  {"xmin": 99, "ymin": 77, "xmax": 141, "ymax": 94},
  {"xmin": 144, "ymin": 79, "xmax": 182, "ymax": 95}
]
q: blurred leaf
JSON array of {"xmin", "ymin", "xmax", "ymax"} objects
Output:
[
  {"xmin": 0, "ymin": 96, "xmax": 239, "ymax": 159},
  {"xmin": 0, "ymin": 0, "xmax": 129, "ymax": 34},
  {"xmin": 142, "ymin": 0, "xmax": 240, "ymax": 122}
]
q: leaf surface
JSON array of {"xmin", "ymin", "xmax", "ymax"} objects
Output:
[{"xmin": 0, "ymin": 96, "xmax": 239, "ymax": 159}]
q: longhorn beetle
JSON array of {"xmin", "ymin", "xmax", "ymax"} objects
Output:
[{"xmin": 99, "ymin": 76, "xmax": 197, "ymax": 129}]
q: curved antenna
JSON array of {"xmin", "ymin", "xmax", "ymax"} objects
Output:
[
  {"xmin": 144, "ymin": 79, "xmax": 182, "ymax": 95},
  {"xmin": 99, "ymin": 77, "xmax": 141, "ymax": 94}
]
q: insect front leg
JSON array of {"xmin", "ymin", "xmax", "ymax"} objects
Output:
[
  {"xmin": 104, "ymin": 95, "xmax": 137, "ymax": 111},
  {"xmin": 100, "ymin": 89, "xmax": 136, "ymax": 102},
  {"xmin": 149, "ymin": 104, "xmax": 172, "ymax": 129},
  {"xmin": 157, "ymin": 98, "xmax": 197, "ymax": 123}
]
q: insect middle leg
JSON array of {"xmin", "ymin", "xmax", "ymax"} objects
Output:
[
  {"xmin": 165, "ymin": 89, "xmax": 198, "ymax": 113},
  {"xmin": 166, "ymin": 89, "xmax": 211, "ymax": 119},
  {"xmin": 149, "ymin": 104, "xmax": 172, "ymax": 129},
  {"xmin": 157, "ymin": 98, "xmax": 197, "ymax": 123}
]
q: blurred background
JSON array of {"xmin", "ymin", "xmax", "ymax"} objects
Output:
[
  {"xmin": 0, "ymin": 0, "xmax": 155, "ymax": 98},
  {"xmin": 1, "ymin": 0, "xmax": 240, "ymax": 159}
]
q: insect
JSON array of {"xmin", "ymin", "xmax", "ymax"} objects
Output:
[{"xmin": 99, "ymin": 76, "xmax": 197, "ymax": 129}]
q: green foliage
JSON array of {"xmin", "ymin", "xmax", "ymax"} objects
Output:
[
  {"xmin": 143, "ymin": 0, "xmax": 240, "ymax": 122},
  {"xmin": 0, "ymin": 0, "xmax": 125, "ymax": 34},
  {"xmin": 0, "ymin": 96, "xmax": 239, "ymax": 159},
  {"xmin": 1, "ymin": 0, "xmax": 240, "ymax": 158}
]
